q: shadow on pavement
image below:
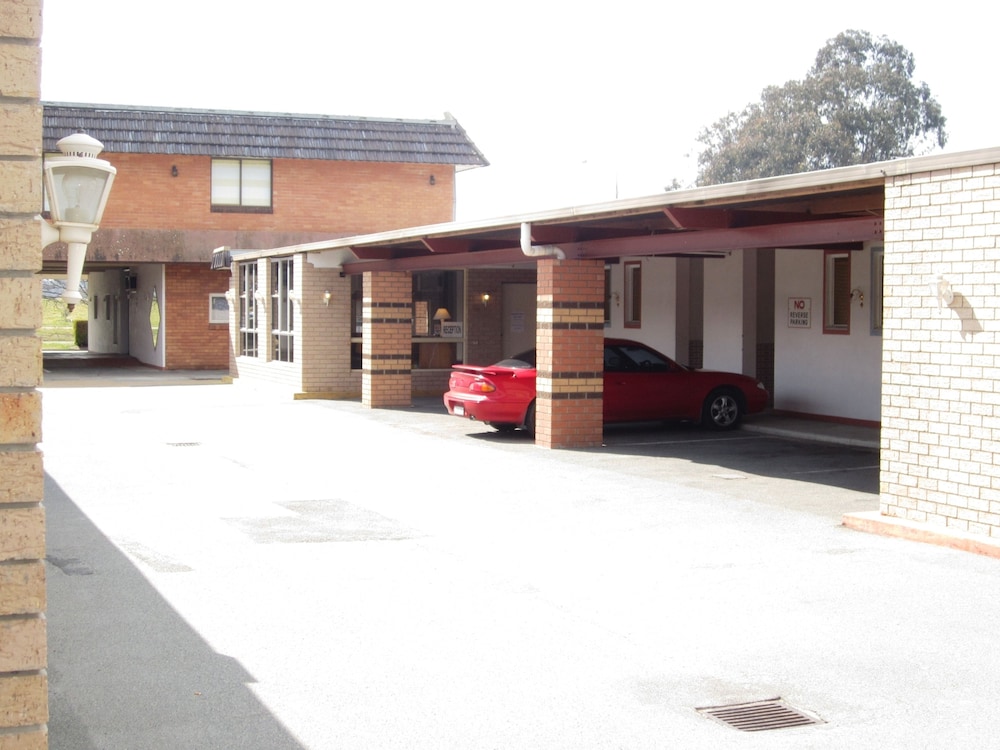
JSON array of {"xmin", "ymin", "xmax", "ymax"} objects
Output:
[
  {"xmin": 467, "ymin": 419, "xmax": 878, "ymax": 495},
  {"xmin": 45, "ymin": 473, "xmax": 306, "ymax": 750}
]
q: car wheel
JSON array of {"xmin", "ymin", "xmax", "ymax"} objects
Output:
[
  {"xmin": 523, "ymin": 400, "xmax": 537, "ymax": 436},
  {"xmin": 702, "ymin": 389, "xmax": 742, "ymax": 430}
]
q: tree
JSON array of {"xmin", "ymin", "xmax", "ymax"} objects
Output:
[{"xmin": 695, "ymin": 30, "xmax": 947, "ymax": 186}]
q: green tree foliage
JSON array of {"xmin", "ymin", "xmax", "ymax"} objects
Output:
[{"xmin": 695, "ymin": 30, "xmax": 947, "ymax": 186}]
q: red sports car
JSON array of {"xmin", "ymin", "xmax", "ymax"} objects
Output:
[{"xmin": 443, "ymin": 338, "xmax": 768, "ymax": 433}]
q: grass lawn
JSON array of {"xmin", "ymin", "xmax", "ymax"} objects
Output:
[{"xmin": 41, "ymin": 298, "xmax": 89, "ymax": 350}]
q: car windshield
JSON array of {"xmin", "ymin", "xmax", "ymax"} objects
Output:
[
  {"xmin": 495, "ymin": 350, "xmax": 536, "ymax": 368},
  {"xmin": 605, "ymin": 343, "xmax": 678, "ymax": 372}
]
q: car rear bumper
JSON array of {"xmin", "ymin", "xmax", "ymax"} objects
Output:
[{"xmin": 443, "ymin": 392, "xmax": 527, "ymax": 425}]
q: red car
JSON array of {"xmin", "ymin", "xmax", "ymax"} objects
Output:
[{"xmin": 443, "ymin": 338, "xmax": 768, "ymax": 433}]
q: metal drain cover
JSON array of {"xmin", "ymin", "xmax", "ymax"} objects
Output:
[{"xmin": 697, "ymin": 698, "xmax": 823, "ymax": 732}]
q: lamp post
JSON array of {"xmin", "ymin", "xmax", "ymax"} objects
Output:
[{"xmin": 40, "ymin": 133, "xmax": 117, "ymax": 310}]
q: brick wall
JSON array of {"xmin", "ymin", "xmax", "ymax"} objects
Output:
[
  {"xmin": 1, "ymin": 0, "xmax": 49, "ymax": 746},
  {"xmin": 299, "ymin": 268, "xmax": 360, "ymax": 397},
  {"xmin": 464, "ymin": 268, "xmax": 537, "ymax": 365},
  {"xmin": 97, "ymin": 155, "xmax": 455, "ymax": 234},
  {"xmin": 880, "ymin": 162, "xmax": 1000, "ymax": 536},
  {"xmin": 164, "ymin": 264, "xmax": 231, "ymax": 369}
]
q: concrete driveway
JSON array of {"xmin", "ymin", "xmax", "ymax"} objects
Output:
[{"xmin": 41, "ymin": 382, "xmax": 1000, "ymax": 749}]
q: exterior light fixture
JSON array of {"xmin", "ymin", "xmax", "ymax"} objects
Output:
[
  {"xmin": 481, "ymin": 292, "xmax": 491, "ymax": 308},
  {"xmin": 323, "ymin": 290, "xmax": 332, "ymax": 306},
  {"xmin": 40, "ymin": 133, "xmax": 117, "ymax": 309}
]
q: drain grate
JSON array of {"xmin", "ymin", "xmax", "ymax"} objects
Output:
[
  {"xmin": 697, "ymin": 698, "xmax": 823, "ymax": 732},
  {"xmin": 166, "ymin": 442, "xmax": 201, "ymax": 447}
]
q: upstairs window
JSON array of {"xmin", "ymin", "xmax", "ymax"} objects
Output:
[
  {"xmin": 212, "ymin": 158, "xmax": 272, "ymax": 212},
  {"xmin": 824, "ymin": 251, "xmax": 851, "ymax": 334}
]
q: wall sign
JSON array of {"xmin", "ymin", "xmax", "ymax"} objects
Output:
[
  {"xmin": 788, "ymin": 297, "xmax": 811, "ymax": 328},
  {"xmin": 441, "ymin": 321, "xmax": 463, "ymax": 338}
]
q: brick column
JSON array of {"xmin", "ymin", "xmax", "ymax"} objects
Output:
[
  {"xmin": 535, "ymin": 258, "xmax": 605, "ymax": 449},
  {"xmin": 1, "ymin": 0, "xmax": 49, "ymax": 747},
  {"xmin": 362, "ymin": 271, "xmax": 412, "ymax": 407}
]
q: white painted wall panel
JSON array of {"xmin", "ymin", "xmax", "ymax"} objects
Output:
[{"xmin": 774, "ymin": 248, "xmax": 882, "ymax": 421}]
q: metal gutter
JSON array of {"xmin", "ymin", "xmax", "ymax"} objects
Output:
[{"xmin": 235, "ymin": 146, "xmax": 1000, "ymax": 264}]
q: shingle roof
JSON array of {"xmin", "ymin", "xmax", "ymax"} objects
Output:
[{"xmin": 42, "ymin": 102, "xmax": 489, "ymax": 167}]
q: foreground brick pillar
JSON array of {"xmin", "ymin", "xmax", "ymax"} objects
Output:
[
  {"xmin": 1, "ymin": 1, "xmax": 49, "ymax": 747},
  {"xmin": 362, "ymin": 271, "xmax": 412, "ymax": 407},
  {"xmin": 535, "ymin": 258, "xmax": 604, "ymax": 449}
]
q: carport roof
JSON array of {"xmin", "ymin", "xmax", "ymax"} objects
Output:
[{"xmin": 227, "ymin": 146, "xmax": 1000, "ymax": 273}]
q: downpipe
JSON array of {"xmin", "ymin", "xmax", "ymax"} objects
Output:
[{"xmin": 520, "ymin": 222, "xmax": 565, "ymax": 260}]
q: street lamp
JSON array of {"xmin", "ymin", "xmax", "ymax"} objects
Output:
[{"xmin": 40, "ymin": 133, "xmax": 117, "ymax": 310}]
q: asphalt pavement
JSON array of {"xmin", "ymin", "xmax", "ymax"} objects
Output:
[{"xmin": 40, "ymin": 378, "xmax": 1000, "ymax": 749}]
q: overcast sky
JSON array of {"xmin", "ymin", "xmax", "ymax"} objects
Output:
[{"xmin": 41, "ymin": 0, "xmax": 998, "ymax": 220}]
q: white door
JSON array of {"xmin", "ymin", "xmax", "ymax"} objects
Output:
[{"xmin": 501, "ymin": 283, "xmax": 536, "ymax": 358}]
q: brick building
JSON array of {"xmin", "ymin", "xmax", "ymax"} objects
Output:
[
  {"xmin": 7, "ymin": 0, "xmax": 1000, "ymax": 743},
  {"xmin": 41, "ymin": 102, "xmax": 488, "ymax": 370}
]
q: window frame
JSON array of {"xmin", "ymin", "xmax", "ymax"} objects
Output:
[
  {"xmin": 271, "ymin": 257, "xmax": 295, "ymax": 363},
  {"xmin": 209, "ymin": 293, "xmax": 229, "ymax": 325},
  {"xmin": 211, "ymin": 158, "xmax": 273, "ymax": 213},
  {"xmin": 238, "ymin": 263, "xmax": 258, "ymax": 357},
  {"xmin": 870, "ymin": 246, "xmax": 884, "ymax": 336},
  {"xmin": 604, "ymin": 266, "xmax": 612, "ymax": 326},
  {"xmin": 624, "ymin": 261, "xmax": 642, "ymax": 329},
  {"xmin": 823, "ymin": 250, "xmax": 851, "ymax": 334}
]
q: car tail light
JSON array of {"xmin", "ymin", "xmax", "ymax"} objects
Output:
[{"xmin": 469, "ymin": 380, "xmax": 496, "ymax": 393}]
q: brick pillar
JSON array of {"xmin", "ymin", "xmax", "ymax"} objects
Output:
[
  {"xmin": 535, "ymin": 258, "xmax": 605, "ymax": 449},
  {"xmin": 362, "ymin": 271, "xmax": 412, "ymax": 407},
  {"xmin": 1, "ymin": 0, "xmax": 49, "ymax": 747}
]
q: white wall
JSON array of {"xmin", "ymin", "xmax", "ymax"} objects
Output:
[
  {"xmin": 605, "ymin": 258, "xmax": 678, "ymax": 358},
  {"xmin": 86, "ymin": 270, "xmax": 128, "ymax": 355},
  {"xmin": 773, "ymin": 246, "xmax": 882, "ymax": 421},
  {"xmin": 702, "ymin": 253, "xmax": 744, "ymax": 372},
  {"xmin": 128, "ymin": 264, "xmax": 165, "ymax": 368}
]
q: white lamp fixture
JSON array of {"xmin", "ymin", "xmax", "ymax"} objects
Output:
[
  {"xmin": 40, "ymin": 133, "xmax": 117, "ymax": 309},
  {"xmin": 433, "ymin": 307, "xmax": 451, "ymax": 336}
]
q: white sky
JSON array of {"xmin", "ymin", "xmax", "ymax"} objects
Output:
[{"xmin": 41, "ymin": 0, "xmax": 998, "ymax": 221}]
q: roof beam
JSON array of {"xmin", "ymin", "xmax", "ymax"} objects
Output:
[
  {"xmin": 339, "ymin": 216, "xmax": 883, "ymax": 273},
  {"xmin": 341, "ymin": 246, "xmax": 530, "ymax": 274},
  {"xmin": 563, "ymin": 216, "xmax": 883, "ymax": 259},
  {"xmin": 663, "ymin": 207, "xmax": 733, "ymax": 229},
  {"xmin": 422, "ymin": 237, "xmax": 471, "ymax": 253}
]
